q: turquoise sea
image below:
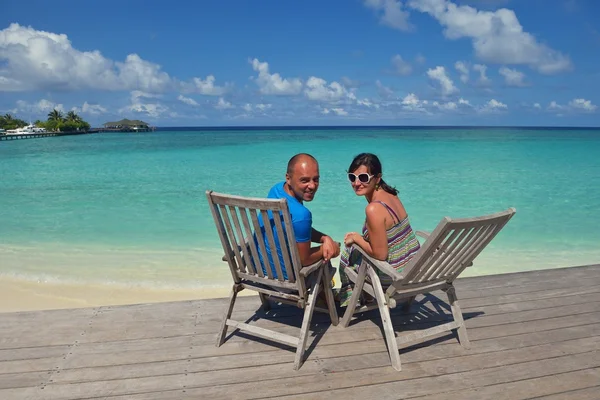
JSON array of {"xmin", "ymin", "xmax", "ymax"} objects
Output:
[{"xmin": 1, "ymin": 127, "xmax": 599, "ymax": 290}]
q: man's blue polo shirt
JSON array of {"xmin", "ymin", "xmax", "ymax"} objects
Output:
[{"xmin": 256, "ymin": 181, "xmax": 312, "ymax": 279}]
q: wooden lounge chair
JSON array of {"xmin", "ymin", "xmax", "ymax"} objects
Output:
[
  {"xmin": 339, "ymin": 208, "xmax": 516, "ymax": 371},
  {"xmin": 206, "ymin": 190, "xmax": 339, "ymax": 370}
]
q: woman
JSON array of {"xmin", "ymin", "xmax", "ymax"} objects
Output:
[{"xmin": 338, "ymin": 153, "xmax": 421, "ymax": 307}]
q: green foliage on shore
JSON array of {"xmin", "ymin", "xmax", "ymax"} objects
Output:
[
  {"xmin": 0, "ymin": 110, "xmax": 90, "ymax": 132},
  {"xmin": 36, "ymin": 109, "xmax": 91, "ymax": 132},
  {"xmin": 0, "ymin": 114, "xmax": 27, "ymax": 130}
]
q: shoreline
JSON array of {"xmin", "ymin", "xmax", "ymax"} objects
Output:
[{"xmin": 0, "ymin": 276, "xmax": 252, "ymax": 313}]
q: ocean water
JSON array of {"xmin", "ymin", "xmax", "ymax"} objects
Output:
[{"xmin": 1, "ymin": 127, "xmax": 599, "ymax": 289}]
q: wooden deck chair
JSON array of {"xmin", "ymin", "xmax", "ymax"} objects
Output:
[
  {"xmin": 206, "ymin": 190, "xmax": 339, "ymax": 370},
  {"xmin": 339, "ymin": 208, "xmax": 516, "ymax": 371}
]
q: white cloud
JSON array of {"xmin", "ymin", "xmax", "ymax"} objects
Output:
[
  {"xmin": 455, "ymin": 61, "xmax": 470, "ymax": 83},
  {"xmin": 215, "ymin": 97, "xmax": 234, "ymax": 110},
  {"xmin": 15, "ymin": 99, "xmax": 64, "ymax": 115},
  {"xmin": 472, "ymin": 64, "xmax": 491, "ymax": 85},
  {"xmin": 391, "ymin": 54, "xmax": 412, "ymax": 75},
  {"xmin": 481, "ymin": 98, "xmax": 507, "ymax": 112},
  {"xmin": 533, "ymin": 102, "xmax": 541, "ymax": 109},
  {"xmin": 458, "ymin": 97, "xmax": 471, "ymax": 106},
  {"xmin": 322, "ymin": 107, "xmax": 348, "ymax": 116},
  {"xmin": 401, "ymin": 93, "xmax": 429, "ymax": 112},
  {"xmin": 376, "ymin": 80, "xmax": 395, "ymax": 99},
  {"xmin": 304, "ymin": 76, "xmax": 352, "ymax": 102},
  {"xmin": 242, "ymin": 103, "xmax": 272, "ymax": 113},
  {"xmin": 80, "ymin": 101, "xmax": 107, "ymax": 115},
  {"xmin": 121, "ymin": 91, "xmax": 167, "ymax": 117},
  {"xmin": 427, "ymin": 66, "xmax": 458, "ymax": 96},
  {"xmin": 177, "ymin": 95, "xmax": 199, "ymax": 106},
  {"xmin": 249, "ymin": 58, "xmax": 302, "ymax": 95},
  {"xmin": 548, "ymin": 101, "xmax": 563, "ymax": 110},
  {"xmin": 433, "ymin": 100, "xmax": 458, "ymax": 110},
  {"xmin": 357, "ymin": 98, "xmax": 379, "ymax": 108},
  {"xmin": 191, "ymin": 75, "xmax": 230, "ymax": 96},
  {"xmin": 568, "ymin": 98, "xmax": 597, "ymax": 112},
  {"xmin": 546, "ymin": 99, "xmax": 596, "ymax": 113},
  {"xmin": 364, "ymin": 0, "xmax": 414, "ymax": 32},
  {"xmin": 406, "ymin": 0, "xmax": 572, "ymax": 74},
  {"xmin": 0, "ymin": 24, "xmax": 175, "ymax": 92},
  {"xmin": 499, "ymin": 66, "xmax": 526, "ymax": 86}
]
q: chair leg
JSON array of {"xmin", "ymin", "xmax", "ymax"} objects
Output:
[
  {"xmin": 322, "ymin": 262, "xmax": 339, "ymax": 326},
  {"xmin": 367, "ymin": 267, "xmax": 402, "ymax": 371},
  {"xmin": 294, "ymin": 269, "xmax": 323, "ymax": 370},
  {"xmin": 446, "ymin": 285, "xmax": 470, "ymax": 349},
  {"xmin": 259, "ymin": 293, "xmax": 271, "ymax": 311},
  {"xmin": 340, "ymin": 261, "xmax": 368, "ymax": 328},
  {"xmin": 215, "ymin": 284, "xmax": 239, "ymax": 347},
  {"xmin": 402, "ymin": 295, "xmax": 416, "ymax": 312}
]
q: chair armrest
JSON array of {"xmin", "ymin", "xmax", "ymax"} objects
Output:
[
  {"xmin": 350, "ymin": 245, "xmax": 404, "ymax": 281},
  {"xmin": 300, "ymin": 260, "xmax": 325, "ymax": 277},
  {"xmin": 416, "ymin": 230, "xmax": 430, "ymax": 239}
]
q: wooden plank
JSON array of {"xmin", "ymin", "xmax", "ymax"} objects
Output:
[
  {"xmin": 409, "ymin": 368, "xmax": 600, "ymax": 400},
  {"xmin": 531, "ymin": 385, "xmax": 600, "ymax": 400},
  {"xmin": 24, "ymin": 337, "xmax": 600, "ymax": 399}
]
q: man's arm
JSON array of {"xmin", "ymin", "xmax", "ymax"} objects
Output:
[
  {"xmin": 311, "ymin": 228, "xmax": 340, "ymax": 262},
  {"xmin": 311, "ymin": 227, "xmax": 327, "ymax": 243}
]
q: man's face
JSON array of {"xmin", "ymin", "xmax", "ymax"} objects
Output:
[{"xmin": 286, "ymin": 158, "xmax": 320, "ymax": 202}]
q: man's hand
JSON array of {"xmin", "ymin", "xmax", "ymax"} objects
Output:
[{"xmin": 320, "ymin": 235, "xmax": 340, "ymax": 261}]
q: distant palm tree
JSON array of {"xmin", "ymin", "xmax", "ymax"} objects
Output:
[
  {"xmin": 48, "ymin": 109, "xmax": 64, "ymax": 122},
  {"xmin": 66, "ymin": 110, "xmax": 82, "ymax": 122},
  {"xmin": 3, "ymin": 113, "xmax": 14, "ymax": 123}
]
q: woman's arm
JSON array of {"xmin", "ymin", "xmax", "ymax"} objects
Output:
[{"xmin": 344, "ymin": 203, "xmax": 389, "ymax": 261}]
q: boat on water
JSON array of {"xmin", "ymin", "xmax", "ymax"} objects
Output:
[{"xmin": 5, "ymin": 124, "xmax": 47, "ymax": 135}]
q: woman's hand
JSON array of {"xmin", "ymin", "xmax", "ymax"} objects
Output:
[{"xmin": 344, "ymin": 232, "xmax": 360, "ymax": 247}]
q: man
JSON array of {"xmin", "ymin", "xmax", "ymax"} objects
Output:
[{"xmin": 259, "ymin": 153, "xmax": 340, "ymax": 279}]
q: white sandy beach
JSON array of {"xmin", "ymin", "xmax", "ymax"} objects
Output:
[{"xmin": 0, "ymin": 276, "xmax": 249, "ymax": 313}]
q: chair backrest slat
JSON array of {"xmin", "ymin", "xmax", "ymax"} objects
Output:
[
  {"xmin": 412, "ymin": 228, "xmax": 462, "ymax": 282},
  {"xmin": 272, "ymin": 209, "xmax": 296, "ymax": 283},
  {"xmin": 238, "ymin": 207, "xmax": 260, "ymax": 275},
  {"xmin": 249, "ymin": 208, "xmax": 270, "ymax": 279},
  {"xmin": 430, "ymin": 226, "xmax": 479, "ymax": 281},
  {"xmin": 398, "ymin": 208, "xmax": 516, "ymax": 287},
  {"xmin": 218, "ymin": 204, "xmax": 247, "ymax": 273},
  {"xmin": 447, "ymin": 222, "xmax": 505, "ymax": 279},
  {"xmin": 261, "ymin": 209, "xmax": 285, "ymax": 281},
  {"xmin": 228, "ymin": 205, "xmax": 254, "ymax": 274},
  {"xmin": 280, "ymin": 202, "xmax": 305, "ymax": 293}
]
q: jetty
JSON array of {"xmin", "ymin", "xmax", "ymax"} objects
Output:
[
  {"xmin": 0, "ymin": 131, "xmax": 97, "ymax": 141},
  {"xmin": 1, "ymin": 264, "xmax": 599, "ymax": 399}
]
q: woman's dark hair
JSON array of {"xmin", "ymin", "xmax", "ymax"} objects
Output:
[{"xmin": 348, "ymin": 153, "xmax": 398, "ymax": 196}]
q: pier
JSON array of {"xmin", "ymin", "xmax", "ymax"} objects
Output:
[
  {"xmin": 0, "ymin": 131, "xmax": 97, "ymax": 141},
  {"xmin": 1, "ymin": 264, "xmax": 599, "ymax": 399}
]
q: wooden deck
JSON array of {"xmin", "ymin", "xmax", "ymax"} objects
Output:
[{"xmin": 1, "ymin": 265, "xmax": 599, "ymax": 399}]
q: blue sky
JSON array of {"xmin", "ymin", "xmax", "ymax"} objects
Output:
[{"xmin": 1, "ymin": 0, "xmax": 599, "ymax": 127}]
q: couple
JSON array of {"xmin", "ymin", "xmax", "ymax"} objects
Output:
[{"xmin": 261, "ymin": 152, "xmax": 421, "ymax": 307}]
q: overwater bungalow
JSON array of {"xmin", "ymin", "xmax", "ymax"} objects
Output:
[{"xmin": 102, "ymin": 119, "xmax": 154, "ymax": 132}]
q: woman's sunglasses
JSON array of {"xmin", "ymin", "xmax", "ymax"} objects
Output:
[{"xmin": 348, "ymin": 173, "xmax": 375, "ymax": 184}]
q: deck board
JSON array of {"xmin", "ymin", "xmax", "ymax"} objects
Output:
[{"xmin": 0, "ymin": 264, "xmax": 599, "ymax": 399}]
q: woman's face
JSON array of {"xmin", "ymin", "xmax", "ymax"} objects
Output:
[{"xmin": 349, "ymin": 165, "xmax": 377, "ymax": 196}]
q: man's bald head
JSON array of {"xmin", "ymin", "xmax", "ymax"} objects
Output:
[
  {"xmin": 285, "ymin": 153, "xmax": 320, "ymax": 203},
  {"xmin": 287, "ymin": 153, "xmax": 318, "ymax": 175}
]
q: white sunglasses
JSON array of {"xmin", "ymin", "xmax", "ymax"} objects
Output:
[{"xmin": 348, "ymin": 173, "xmax": 375, "ymax": 184}]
